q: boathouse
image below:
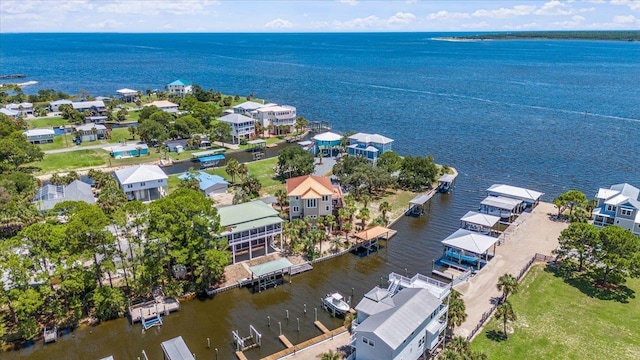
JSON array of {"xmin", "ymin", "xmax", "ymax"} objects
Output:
[
  {"xmin": 407, "ymin": 190, "xmax": 436, "ymax": 216},
  {"xmin": 217, "ymin": 200, "xmax": 284, "ymax": 263},
  {"xmin": 479, "ymin": 196, "xmax": 523, "ymax": 223},
  {"xmin": 161, "ymin": 336, "xmax": 195, "ymax": 360},
  {"xmin": 440, "ymin": 229, "xmax": 498, "ymax": 270},
  {"xmin": 460, "ymin": 211, "xmax": 500, "ymax": 236},
  {"xmin": 249, "ymin": 257, "xmax": 293, "ymax": 292},
  {"xmin": 437, "ymin": 173, "xmax": 457, "ymax": 193},
  {"xmin": 354, "ymin": 226, "xmax": 393, "ymax": 255},
  {"xmin": 486, "ymin": 184, "xmax": 544, "ymax": 208}
]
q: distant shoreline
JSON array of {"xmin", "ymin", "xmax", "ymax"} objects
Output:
[{"xmin": 445, "ymin": 31, "xmax": 640, "ymax": 42}]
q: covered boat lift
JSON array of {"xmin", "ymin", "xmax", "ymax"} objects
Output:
[
  {"xmin": 486, "ymin": 184, "xmax": 544, "ymax": 208},
  {"xmin": 247, "ymin": 139, "xmax": 266, "ymax": 160},
  {"xmin": 161, "ymin": 336, "xmax": 195, "ymax": 360},
  {"xmin": 406, "ymin": 190, "xmax": 437, "ymax": 216},
  {"xmin": 440, "ymin": 229, "xmax": 499, "ymax": 270},
  {"xmin": 437, "ymin": 173, "xmax": 457, "ymax": 193},
  {"xmin": 354, "ymin": 225, "xmax": 394, "ymax": 255},
  {"xmin": 249, "ymin": 258, "xmax": 293, "ymax": 292},
  {"xmin": 479, "ymin": 196, "xmax": 524, "ymax": 223},
  {"xmin": 460, "ymin": 211, "xmax": 500, "ymax": 236},
  {"xmin": 198, "ymin": 154, "xmax": 225, "ymax": 169}
]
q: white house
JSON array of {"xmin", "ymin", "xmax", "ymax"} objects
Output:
[
  {"xmin": 23, "ymin": 129, "xmax": 55, "ymax": 144},
  {"xmin": 254, "ymin": 105, "xmax": 296, "ymax": 135},
  {"xmin": 233, "ymin": 101, "xmax": 267, "ymax": 115},
  {"xmin": 593, "ymin": 183, "xmax": 640, "ymax": 235},
  {"xmin": 218, "ymin": 113, "xmax": 256, "ymax": 143},
  {"xmin": 6, "ymin": 102, "xmax": 33, "ymax": 116},
  {"xmin": 72, "ymin": 100, "xmax": 107, "ymax": 113},
  {"xmin": 351, "ymin": 273, "xmax": 450, "ymax": 360},
  {"xmin": 74, "ymin": 123, "xmax": 108, "ymax": 142},
  {"xmin": 167, "ymin": 79, "xmax": 192, "ymax": 97},
  {"xmin": 146, "ymin": 100, "xmax": 179, "ymax": 113},
  {"xmin": 116, "ymin": 88, "xmax": 138, "ymax": 102},
  {"xmin": 0, "ymin": 108, "xmax": 20, "ymax": 118},
  {"xmin": 114, "ymin": 165, "xmax": 168, "ymax": 201},
  {"xmin": 49, "ymin": 99, "xmax": 73, "ymax": 112}
]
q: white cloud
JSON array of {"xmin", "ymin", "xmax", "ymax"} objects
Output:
[
  {"xmin": 339, "ymin": 0, "xmax": 358, "ymax": 5},
  {"xmin": 613, "ymin": 14, "xmax": 637, "ymax": 23},
  {"xmin": 89, "ymin": 19, "xmax": 123, "ymax": 29},
  {"xmin": 552, "ymin": 14, "xmax": 585, "ymax": 26},
  {"xmin": 461, "ymin": 21, "xmax": 490, "ymax": 29},
  {"xmin": 265, "ymin": 18, "xmax": 293, "ymax": 29},
  {"xmin": 388, "ymin": 12, "xmax": 416, "ymax": 25},
  {"xmin": 427, "ymin": 10, "xmax": 470, "ymax": 21},
  {"xmin": 611, "ymin": 0, "xmax": 640, "ymax": 11},
  {"xmin": 504, "ymin": 22, "xmax": 540, "ymax": 30},
  {"xmin": 535, "ymin": 1, "xmax": 575, "ymax": 15},
  {"xmin": 472, "ymin": 5, "xmax": 537, "ymax": 18},
  {"xmin": 97, "ymin": 0, "xmax": 216, "ymax": 16}
]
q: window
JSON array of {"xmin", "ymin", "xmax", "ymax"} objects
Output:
[
  {"xmin": 322, "ymin": 195, "xmax": 329, "ymax": 202},
  {"xmin": 294, "ymin": 196, "xmax": 300, "ymax": 201},
  {"xmin": 607, "ymin": 205, "xmax": 616, "ymax": 212},
  {"xmin": 621, "ymin": 208, "xmax": 633, "ymax": 216},
  {"xmin": 326, "ymin": 206, "xmax": 330, "ymax": 211},
  {"xmin": 141, "ymin": 182, "xmax": 146, "ymax": 186},
  {"xmin": 307, "ymin": 199, "xmax": 317, "ymax": 208},
  {"xmin": 419, "ymin": 336, "xmax": 425, "ymax": 347},
  {"xmin": 292, "ymin": 206, "xmax": 300, "ymax": 213},
  {"xmin": 362, "ymin": 337, "xmax": 375, "ymax": 347},
  {"xmin": 127, "ymin": 184, "xmax": 133, "ymax": 189}
]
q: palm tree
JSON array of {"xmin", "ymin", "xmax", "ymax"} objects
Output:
[
  {"xmin": 447, "ymin": 290, "xmax": 467, "ymax": 334},
  {"xmin": 379, "ymin": 201, "xmax": 391, "ymax": 225},
  {"xmin": 356, "ymin": 207, "xmax": 370, "ymax": 230},
  {"xmin": 237, "ymin": 163, "xmax": 249, "ymax": 182},
  {"xmin": 226, "ymin": 158, "xmax": 239, "ymax": 184},
  {"xmin": 274, "ymin": 189, "xmax": 288, "ymax": 214},
  {"xmin": 496, "ymin": 273, "xmax": 518, "ymax": 303},
  {"xmin": 494, "ymin": 300, "xmax": 517, "ymax": 339},
  {"xmin": 317, "ymin": 349, "xmax": 340, "ymax": 360}
]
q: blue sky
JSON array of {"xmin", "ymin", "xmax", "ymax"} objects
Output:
[{"xmin": 1, "ymin": 0, "xmax": 639, "ymax": 33}]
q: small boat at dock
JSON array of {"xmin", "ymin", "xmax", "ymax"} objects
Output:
[{"xmin": 323, "ymin": 292, "xmax": 350, "ymax": 316}]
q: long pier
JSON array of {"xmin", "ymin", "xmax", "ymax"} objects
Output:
[{"xmin": 257, "ymin": 326, "xmax": 348, "ymax": 360}]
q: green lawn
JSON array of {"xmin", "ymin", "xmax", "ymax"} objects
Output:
[
  {"xmin": 127, "ymin": 110, "xmax": 141, "ymax": 121},
  {"xmin": 30, "ymin": 149, "xmax": 107, "ymax": 172},
  {"xmin": 472, "ymin": 265, "xmax": 640, "ymax": 360},
  {"xmin": 28, "ymin": 116, "xmax": 67, "ymax": 128},
  {"xmin": 37, "ymin": 134, "xmax": 75, "ymax": 151}
]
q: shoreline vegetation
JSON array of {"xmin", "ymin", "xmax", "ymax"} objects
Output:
[{"xmin": 440, "ymin": 30, "xmax": 640, "ymax": 42}]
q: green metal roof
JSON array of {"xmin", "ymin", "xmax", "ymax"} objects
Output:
[
  {"xmin": 217, "ymin": 200, "xmax": 281, "ymax": 227},
  {"xmin": 219, "ymin": 216, "xmax": 283, "ymax": 236},
  {"xmin": 250, "ymin": 258, "xmax": 293, "ymax": 277}
]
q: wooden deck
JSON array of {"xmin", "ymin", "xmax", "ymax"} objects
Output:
[
  {"xmin": 129, "ymin": 297, "xmax": 180, "ymax": 323},
  {"xmin": 314, "ymin": 321, "xmax": 330, "ymax": 334},
  {"xmin": 289, "ymin": 262, "xmax": 313, "ymax": 276},
  {"xmin": 235, "ymin": 351, "xmax": 249, "ymax": 360},
  {"xmin": 278, "ymin": 335, "xmax": 294, "ymax": 348},
  {"xmin": 260, "ymin": 326, "xmax": 347, "ymax": 360}
]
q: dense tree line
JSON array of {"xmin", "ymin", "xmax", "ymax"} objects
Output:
[{"xmin": 459, "ymin": 31, "xmax": 640, "ymax": 42}]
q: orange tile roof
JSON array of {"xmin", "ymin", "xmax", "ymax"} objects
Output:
[{"xmin": 286, "ymin": 175, "xmax": 334, "ymax": 199}]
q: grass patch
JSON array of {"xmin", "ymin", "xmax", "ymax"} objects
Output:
[
  {"xmin": 472, "ymin": 265, "xmax": 640, "ymax": 360},
  {"xmin": 127, "ymin": 110, "xmax": 140, "ymax": 122},
  {"xmin": 30, "ymin": 149, "xmax": 107, "ymax": 172},
  {"xmin": 37, "ymin": 134, "xmax": 75, "ymax": 151},
  {"xmin": 28, "ymin": 116, "xmax": 67, "ymax": 128}
]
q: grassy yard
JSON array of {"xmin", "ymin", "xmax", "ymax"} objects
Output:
[
  {"xmin": 28, "ymin": 116, "xmax": 67, "ymax": 128},
  {"xmin": 30, "ymin": 149, "xmax": 107, "ymax": 172},
  {"xmin": 37, "ymin": 134, "xmax": 74, "ymax": 151},
  {"xmin": 472, "ymin": 265, "xmax": 640, "ymax": 360}
]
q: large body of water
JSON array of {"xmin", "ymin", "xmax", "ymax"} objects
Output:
[{"xmin": 1, "ymin": 33, "xmax": 639, "ymax": 359}]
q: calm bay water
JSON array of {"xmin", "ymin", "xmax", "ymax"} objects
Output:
[{"xmin": 1, "ymin": 33, "xmax": 639, "ymax": 359}]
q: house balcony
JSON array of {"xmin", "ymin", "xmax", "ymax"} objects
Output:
[{"xmin": 227, "ymin": 228, "xmax": 282, "ymax": 245}]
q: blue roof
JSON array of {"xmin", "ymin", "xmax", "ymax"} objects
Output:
[
  {"xmin": 168, "ymin": 79, "xmax": 191, "ymax": 86},
  {"xmin": 198, "ymin": 154, "xmax": 225, "ymax": 162},
  {"xmin": 179, "ymin": 171, "xmax": 229, "ymax": 191}
]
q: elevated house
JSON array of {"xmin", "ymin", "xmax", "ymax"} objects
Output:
[
  {"xmin": 351, "ymin": 273, "xmax": 450, "ymax": 360},
  {"xmin": 6, "ymin": 102, "xmax": 33, "ymax": 116},
  {"xmin": 109, "ymin": 143, "xmax": 149, "ymax": 158},
  {"xmin": 217, "ymin": 200, "xmax": 283, "ymax": 263},
  {"xmin": 146, "ymin": 100, "xmax": 179, "ymax": 113},
  {"xmin": 167, "ymin": 79, "xmax": 192, "ymax": 97},
  {"xmin": 312, "ymin": 131, "xmax": 342, "ymax": 157},
  {"xmin": 486, "ymin": 184, "xmax": 544, "ymax": 209},
  {"xmin": 23, "ymin": 129, "xmax": 55, "ymax": 144},
  {"xmin": 254, "ymin": 105, "xmax": 297, "ymax": 135},
  {"xmin": 286, "ymin": 175, "xmax": 342, "ymax": 222},
  {"xmin": 218, "ymin": 113, "xmax": 256, "ymax": 144},
  {"xmin": 33, "ymin": 180, "xmax": 95, "ymax": 211},
  {"xmin": 347, "ymin": 133, "xmax": 393, "ymax": 165},
  {"xmin": 74, "ymin": 123, "xmax": 108, "ymax": 142},
  {"xmin": 178, "ymin": 171, "xmax": 229, "ymax": 196},
  {"xmin": 72, "ymin": 100, "xmax": 107, "ymax": 114},
  {"xmin": 593, "ymin": 183, "xmax": 640, "ymax": 235},
  {"xmin": 114, "ymin": 165, "xmax": 168, "ymax": 201},
  {"xmin": 233, "ymin": 101, "xmax": 267, "ymax": 115},
  {"xmin": 49, "ymin": 99, "xmax": 73, "ymax": 112},
  {"xmin": 116, "ymin": 88, "xmax": 139, "ymax": 102}
]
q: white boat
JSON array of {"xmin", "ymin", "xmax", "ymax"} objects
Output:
[{"xmin": 323, "ymin": 292, "xmax": 350, "ymax": 315}]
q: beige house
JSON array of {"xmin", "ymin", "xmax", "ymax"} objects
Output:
[{"xmin": 286, "ymin": 175, "xmax": 341, "ymax": 221}]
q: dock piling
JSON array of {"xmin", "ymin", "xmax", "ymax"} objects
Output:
[
  {"xmin": 268, "ymin": 316, "xmax": 271, "ymax": 327},
  {"xmin": 303, "ymin": 303, "xmax": 307, "ymax": 314},
  {"xmin": 297, "ymin": 318, "xmax": 300, "ymax": 332},
  {"xmin": 286, "ymin": 309, "xmax": 289, "ymax": 320},
  {"xmin": 278, "ymin": 322, "xmax": 282, "ymax": 336},
  {"xmin": 314, "ymin": 308, "xmax": 318, "ymax": 322},
  {"xmin": 207, "ymin": 337, "xmax": 210, "ymax": 348},
  {"xmin": 215, "ymin": 348, "xmax": 218, "ymax": 360}
]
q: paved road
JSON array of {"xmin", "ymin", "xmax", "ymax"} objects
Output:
[{"xmin": 43, "ymin": 144, "xmax": 110, "ymax": 154}]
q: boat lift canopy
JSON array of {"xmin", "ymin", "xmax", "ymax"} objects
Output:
[
  {"xmin": 460, "ymin": 211, "xmax": 500, "ymax": 228},
  {"xmin": 249, "ymin": 258, "xmax": 293, "ymax": 277},
  {"xmin": 410, "ymin": 193, "xmax": 433, "ymax": 206},
  {"xmin": 161, "ymin": 336, "xmax": 195, "ymax": 360},
  {"xmin": 197, "ymin": 154, "xmax": 225, "ymax": 163},
  {"xmin": 441, "ymin": 229, "xmax": 498, "ymax": 255},
  {"xmin": 354, "ymin": 226, "xmax": 392, "ymax": 241},
  {"xmin": 438, "ymin": 174, "xmax": 456, "ymax": 183}
]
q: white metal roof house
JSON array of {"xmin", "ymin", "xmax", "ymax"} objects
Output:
[
  {"xmin": 0, "ymin": 107, "xmax": 20, "ymax": 118},
  {"xmin": 254, "ymin": 105, "xmax": 296, "ymax": 135},
  {"xmin": 6, "ymin": 102, "xmax": 34, "ymax": 116},
  {"xmin": 49, "ymin": 99, "xmax": 73, "ymax": 112},
  {"xmin": 347, "ymin": 133, "xmax": 394, "ymax": 165},
  {"xmin": 233, "ymin": 101, "xmax": 267, "ymax": 115},
  {"xmin": 486, "ymin": 184, "xmax": 544, "ymax": 208},
  {"xmin": 74, "ymin": 123, "xmax": 107, "ymax": 142},
  {"xmin": 352, "ymin": 273, "xmax": 450, "ymax": 360},
  {"xmin": 23, "ymin": 129, "xmax": 55, "ymax": 144},
  {"xmin": 33, "ymin": 180, "xmax": 95, "ymax": 211},
  {"xmin": 218, "ymin": 113, "xmax": 256, "ymax": 143},
  {"xmin": 146, "ymin": 100, "xmax": 179, "ymax": 113},
  {"xmin": 116, "ymin": 88, "xmax": 138, "ymax": 102},
  {"xmin": 72, "ymin": 100, "xmax": 107, "ymax": 113},
  {"xmin": 593, "ymin": 183, "xmax": 640, "ymax": 235},
  {"xmin": 114, "ymin": 165, "xmax": 168, "ymax": 202}
]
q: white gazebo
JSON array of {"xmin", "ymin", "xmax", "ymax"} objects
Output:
[
  {"xmin": 460, "ymin": 211, "xmax": 501, "ymax": 235},
  {"xmin": 441, "ymin": 229, "xmax": 499, "ymax": 270}
]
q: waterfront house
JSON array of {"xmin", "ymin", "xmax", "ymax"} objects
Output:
[
  {"xmin": 49, "ymin": 99, "xmax": 73, "ymax": 112},
  {"xmin": 23, "ymin": 129, "xmax": 55, "ymax": 144},
  {"xmin": 109, "ymin": 143, "xmax": 149, "ymax": 159},
  {"xmin": 593, "ymin": 183, "xmax": 640, "ymax": 235},
  {"xmin": 33, "ymin": 180, "xmax": 95, "ymax": 211},
  {"xmin": 233, "ymin": 101, "xmax": 267, "ymax": 115},
  {"xmin": 254, "ymin": 105, "xmax": 297, "ymax": 135},
  {"xmin": 312, "ymin": 131, "xmax": 342, "ymax": 156},
  {"xmin": 479, "ymin": 196, "xmax": 523, "ymax": 223},
  {"xmin": 74, "ymin": 123, "xmax": 107, "ymax": 142},
  {"xmin": 72, "ymin": 100, "xmax": 107, "ymax": 113},
  {"xmin": 218, "ymin": 113, "xmax": 256, "ymax": 143},
  {"xmin": 146, "ymin": 100, "xmax": 179, "ymax": 113},
  {"xmin": 165, "ymin": 139, "xmax": 189, "ymax": 152},
  {"xmin": 116, "ymin": 88, "xmax": 138, "ymax": 102},
  {"xmin": 114, "ymin": 165, "xmax": 168, "ymax": 201},
  {"xmin": 178, "ymin": 171, "xmax": 229, "ymax": 196},
  {"xmin": 161, "ymin": 336, "xmax": 195, "ymax": 360},
  {"xmin": 440, "ymin": 228, "xmax": 499, "ymax": 270},
  {"xmin": 486, "ymin": 184, "xmax": 544, "ymax": 208},
  {"xmin": 286, "ymin": 174, "xmax": 342, "ymax": 222},
  {"xmin": 217, "ymin": 200, "xmax": 284, "ymax": 264},
  {"xmin": 347, "ymin": 133, "xmax": 394, "ymax": 165},
  {"xmin": 0, "ymin": 107, "xmax": 19, "ymax": 119},
  {"xmin": 351, "ymin": 273, "xmax": 450, "ymax": 360},
  {"xmin": 167, "ymin": 79, "xmax": 192, "ymax": 97},
  {"xmin": 6, "ymin": 102, "xmax": 33, "ymax": 116}
]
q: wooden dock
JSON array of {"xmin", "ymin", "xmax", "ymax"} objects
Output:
[
  {"xmin": 278, "ymin": 334, "xmax": 294, "ymax": 348},
  {"xmin": 261, "ymin": 326, "xmax": 348, "ymax": 360},
  {"xmin": 289, "ymin": 262, "xmax": 313, "ymax": 276},
  {"xmin": 129, "ymin": 297, "xmax": 180, "ymax": 323},
  {"xmin": 43, "ymin": 327, "xmax": 57, "ymax": 344},
  {"xmin": 314, "ymin": 321, "xmax": 330, "ymax": 334},
  {"xmin": 235, "ymin": 351, "xmax": 249, "ymax": 360}
]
